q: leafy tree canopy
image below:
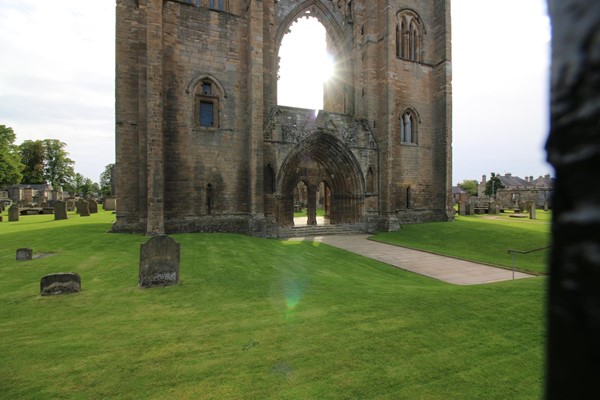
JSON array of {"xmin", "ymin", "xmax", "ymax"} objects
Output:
[
  {"xmin": 19, "ymin": 140, "xmax": 46, "ymax": 184},
  {"xmin": 19, "ymin": 139, "xmax": 75, "ymax": 189},
  {"xmin": 458, "ymin": 179, "xmax": 478, "ymax": 197},
  {"xmin": 0, "ymin": 125, "xmax": 23, "ymax": 187},
  {"xmin": 485, "ymin": 172, "xmax": 505, "ymax": 196},
  {"xmin": 43, "ymin": 139, "xmax": 75, "ymax": 190},
  {"xmin": 99, "ymin": 163, "xmax": 115, "ymax": 196}
]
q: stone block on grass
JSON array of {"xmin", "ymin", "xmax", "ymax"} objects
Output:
[
  {"xmin": 40, "ymin": 273, "xmax": 81, "ymax": 296},
  {"xmin": 16, "ymin": 248, "xmax": 33, "ymax": 261}
]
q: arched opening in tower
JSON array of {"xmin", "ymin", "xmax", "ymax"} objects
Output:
[{"xmin": 277, "ymin": 17, "xmax": 334, "ymax": 110}]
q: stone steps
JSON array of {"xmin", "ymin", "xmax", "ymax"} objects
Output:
[{"xmin": 278, "ymin": 224, "xmax": 366, "ymax": 238}]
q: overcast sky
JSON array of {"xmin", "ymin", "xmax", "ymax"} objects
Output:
[{"xmin": 0, "ymin": 0, "xmax": 552, "ymax": 184}]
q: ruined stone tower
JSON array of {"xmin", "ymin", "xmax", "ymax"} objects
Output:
[{"xmin": 114, "ymin": 0, "xmax": 453, "ymax": 237}]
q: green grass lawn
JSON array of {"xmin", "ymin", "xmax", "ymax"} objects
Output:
[
  {"xmin": 373, "ymin": 212, "xmax": 551, "ymax": 275},
  {"xmin": 0, "ymin": 211, "xmax": 546, "ymax": 399},
  {"xmin": 293, "ymin": 208, "xmax": 326, "ymax": 218}
]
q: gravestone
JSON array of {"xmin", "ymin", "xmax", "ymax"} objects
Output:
[
  {"xmin": 458, "ymin": 201, "xmax": 466, "ymax": 216},
  {"xmin": 465, "ymin": 199, "xmax": 474, "ymax": 215},
  {"xmin": 529, "ymin": 202, "xmax": 537, "ymax": 220},
  {"xmin": 77, "ymin": 200, "xmax": 90, "ymax": 217},
  {"xmin": 54, "ymin": 200, "xmax": 68, "ymax": 220},
  {"xmin": 40, "ymin": 273, "xmax": 81, "ymax": 296},
  {"xmin": 489, "ymin": 201, "xmax": 498, "ymax": 215},
  {"xmin": 66, "ymin": 200, "xmax": 76, "ymax": 212},
  {"xmin": 103, "ymin": 196, "xmax": 117, "ymax": 211},
  {"xmin": 139, "ymin": 235, "xmax": 180, "ymax": 288},
  {"xmin": 16, "ymin": 248, "xmax": 33, "ymax": 261},
  {"xmin": 88, "ymin": 199, "xmax": 98, "ymax": 214},
  {"xmin": 8, "ymin": 205, "xmax": 19, "ymax": 222}
]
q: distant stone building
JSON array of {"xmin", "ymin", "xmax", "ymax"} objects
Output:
[
  {"xmin": 7, "ymin": 184, "xmax": 64, "ymax": 206},
  {"xmin": 479, "ymin": 173, "xmax": 553, "ymax": 209},
  {"xmin": 114, "ymin": 0, "xmax": 453, "ymax": 237}
]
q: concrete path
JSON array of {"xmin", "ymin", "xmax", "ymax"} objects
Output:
[{"xmin": 289, "ymin": 234, "xmax": 534, "ymax": 285}]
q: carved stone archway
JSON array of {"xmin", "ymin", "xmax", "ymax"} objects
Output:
[{"xmin": 275, "ymin": 131, "xmax": 365, "ymax": 227}]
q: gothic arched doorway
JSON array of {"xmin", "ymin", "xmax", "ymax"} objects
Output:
[{"xmin": 275, "ymin": 132, "xmax": 365, "ymax": 227}]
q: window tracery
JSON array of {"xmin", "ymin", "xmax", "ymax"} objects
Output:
[{"xmin": 396, "ymin": 10, "xmax": 425, "ymax": 62}]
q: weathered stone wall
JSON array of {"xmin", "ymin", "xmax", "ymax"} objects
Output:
[
  {"xmin": 114, "ymin": 0, "xmax": 452, "ymax": 236},
  {"xmin": 162, "ymin": 3, "xmax": 249, "ymax": 221}
]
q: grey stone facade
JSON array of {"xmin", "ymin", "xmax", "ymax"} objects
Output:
[{"xmin": 114, "ymin": 0, "xmax": 453, "ymax": 237}]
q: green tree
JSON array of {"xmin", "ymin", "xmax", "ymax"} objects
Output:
[
  {"xmin": 457, "ymin": 179, "xmax": 478, "ymax": 197},
  {"xmin": 67, "ymin": 173, "xmax": 85, "ymax": 195},
  {"xmin": 42, "ymin": 139, "xmax": 75, "ymax": 190},
  {"xmin": 0, "ymin": 125, "xmax": 23, "ymax": 187},
  {"xmin": 99, "ymin": 163, "xmax": 115, "ymax": 196},
  {"xmin": 19, "ymin": 139, "xmax": 45, "ymax": 184},
  {"xmin": 485, "ymin": 172, "xmax": 504, "ymax": 196},
  {"xmin": 68, "ymin": 173, "xmax": 99, "ymax": 197}
]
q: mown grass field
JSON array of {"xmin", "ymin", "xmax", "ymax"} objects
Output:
[
  {"xmin": 374, "ymin": 211, "xmax": 551, "ymax": 275},
  {"xmin": 0, "ymin": 210, "xmax": 546, "ymax": 399}
]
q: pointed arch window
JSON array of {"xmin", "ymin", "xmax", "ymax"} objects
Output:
[
  {"xmin": 400, "ymin": 110, "xmax": 418, "ymax": 145},
  {"xmin": 396, "ymin": 10, "xmax": 425, "ymax": 62},
  {"xmin": 193, "ymin": 78, "xmax": 223, "ymax": 129}
]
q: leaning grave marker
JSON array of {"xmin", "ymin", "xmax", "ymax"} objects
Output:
[{"xmin": 88, "ymin": 199, "xmax": 98, "ymax": 214}]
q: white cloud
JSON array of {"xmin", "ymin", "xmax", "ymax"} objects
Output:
[
  {"xmin": 0, "ymin": 0, "xmax": 115, "ymax": 181},
  {"xmin": 451, "ymin": 0, "xmax": 552, "ymax": 183}
]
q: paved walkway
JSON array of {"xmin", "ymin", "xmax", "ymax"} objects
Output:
[{"xmin": 289, "ymin": 234, "xmax": 534, "ymax": 285}]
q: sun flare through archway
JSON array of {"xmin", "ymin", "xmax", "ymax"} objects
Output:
[{"xmin": 277, "ymin": 17, "xmax": 334, "ymax": 110}]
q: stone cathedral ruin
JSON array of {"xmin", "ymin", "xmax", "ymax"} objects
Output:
[{"xmin": 113, "ymin": 0, "xmax": 453, "ymax": 237}]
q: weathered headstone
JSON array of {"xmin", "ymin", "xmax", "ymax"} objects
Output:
[
  {"xmin": 54, "ymin": 200, "xmax": 68, "ymax": 220},
  {"xmin": 458, "ymin": 201, "xmax": 466, "ymax": 215},
  {"xmin": 40, "ymin": 273, "xmax": 81, "ymax": 296},
  {"xmin": 103, "ymin": 196, "xmax": 117, "ymax": 211},
  {"xmin": 66, "ymin": 200, "xmax": 76, "ymax": 212},
  {"xmin": 8, "ymin": 205, "xmax": 19, "ymax": 222},
  {"xmin": 139, "ymin": 235, "xmax": 180, "ymax": 288},
  {"xmin": 77, "ymin": 200, "xmax": 90, "ymax": 217},
  {"xmin": 489, "ymin": 201, "xmax": 498, "ymax": 215},
  {"xmin": 88, "ymin": 199, "xmax": 98, "ymax": 214},
  {"xmin": 16, "ymin": 248, "xmax": 33, "ymax": 261},
  {"xmin": 529, "ymin": 202, "xmax": 537, "ymax": 220},
  {"xmin": 465, "ymin": 199, "xmax": 474, "ymax": 215}
]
